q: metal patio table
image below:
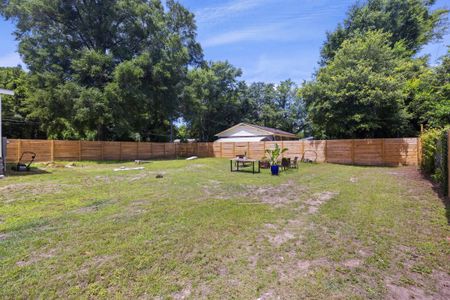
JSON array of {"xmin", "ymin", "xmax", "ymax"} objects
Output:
[{"xmin": 230, "ymin": 158, "xmax": 260, "ymax": 174}]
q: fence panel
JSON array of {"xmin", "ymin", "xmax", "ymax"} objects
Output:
[
  {"xmin": 137, "ymin": 143, "xmax": 152, "ymax": 160},
  {"xmin": 283, "ymin": 141, "xmax": 302, "ymax": 160},
  {"xmin": 354, "ymin": 139, "xmax": 383, "ymax": 165},
  {"xmin": 383, "ymin": 138, "xmax": 418, "ymax": 166},
  {"xmin": 103, "ymin": 141, "xmax": 121, "ymax": 160},
  {"xmin": 326, "ymin": 140, "xmax": 353, "ymax": 164},
  {"xmin": 248, "ymin": 142, "xmax": 265, "ymax": 159},
  {"xmin": 303, "ymin": 140, "xmax": 326, "ymax": 162},
  {"xmin": 81, "ymin": 141, "xmax": 102, "ymax": 161},
  {"xmin": 19, "ymin": 139, "xmax": 52, "ymax": 162},
  {"xmin": 6, "ymin": 139, "xmax": 19, "ymax": 162}
]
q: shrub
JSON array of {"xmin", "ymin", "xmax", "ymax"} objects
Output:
[{"xmin": 420, "ymin": 127, "xmax": 449, "ymax": 195}]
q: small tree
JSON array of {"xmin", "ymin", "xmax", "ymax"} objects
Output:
[{"xmin": 265, "ymin": 144, "xmax": 288, "ymax": 166}]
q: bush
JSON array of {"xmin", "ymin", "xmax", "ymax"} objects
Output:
[{"xmin": 420, "ymin": 127, "xmax": 449, "ymax": 195}]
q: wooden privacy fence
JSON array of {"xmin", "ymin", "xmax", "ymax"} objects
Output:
[
  {"xmin": 6, "ymin": 139, "xmax": 213, "ymax": 163},
  {"xmin": 6, "ymin": 138, "xmax": 419, "ymax": 166},
  {"xmin": 213, "ymin": 138, "xmax": 419, "ymax": 166}
]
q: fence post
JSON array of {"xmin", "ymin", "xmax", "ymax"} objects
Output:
[
  {"xmin": 101, "ymin": 142, "xmax": 104, "ymax": 161},
  {"xmin": 381, "ymin": 139, "xmax": 385, "ymax": 166},
  {"xmin": 78, "ymin": 140, "xmax": 82, "ymax": 161},
  {"xmin": 136, "ymin": 142, "xmax": 139, "ymax": 160},
  {"xmin": 119, "ymin": 142, "xmax": 122, "ymax": 160},
  {"xmin": 448, "ymin": 130, "xmax": 449, "ymax": 198},
  {"xmin": 300, "ymin": 140, "xmax": 304, "ymax": 160},
  {"xmin": 351, "ymin": 139, "xmax": 355, "ymax": 165},
  {"xmin": 417, "ymin": 137, "xmax": 421, "ymax": 167},
  {"xmin": 324, "ymin": 140, "xmax": 328, "ymax": 163},
  {"xmin": 17, "ymin": 139, "xmax": 22, "ymax": 162},
  {"xmin": 50, "ymin": 140, "xmax": 55, "ymax": 161}
]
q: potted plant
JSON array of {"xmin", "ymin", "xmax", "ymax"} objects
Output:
[{"xmin": 265, "ymin": 143, "xmax": 288, "ymax": 175}]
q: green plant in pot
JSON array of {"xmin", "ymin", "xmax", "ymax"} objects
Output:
[{"xmin": 265, "ymin": 143, "xmax": 288, "ymax": 175}]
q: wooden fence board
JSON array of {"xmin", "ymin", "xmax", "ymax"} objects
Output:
[
  {"xmin": 248, "ymin": 142, "xmax": 265, "ymax": 159},
  {"xmin": 103, "ymin": 142, "xmax": 121, "ymax": 160},
  {"xmin": 6, "ymin": 139, "xmax": 19, "ymax": 162},
  {"xmin": 54, "ymin": 140, "xmax": 81, "ymax": 161},
  {"xmin": 81, "ymin": 141, "xmax": 102, "ymax": 161},
  {"xmin": 5, "ymin": 138, "xmax": 419, "ymax": 166}
]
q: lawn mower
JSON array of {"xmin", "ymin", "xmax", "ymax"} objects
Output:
[{"xmin": 12, "ymin": 152, "xmax": 36, "ymax": 172}]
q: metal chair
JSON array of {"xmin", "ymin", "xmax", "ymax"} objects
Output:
[
  {"xmin": 281, "ymin": 157, "xmax": 290, "ymax": 171},
  {"xmin": 290, "ymin": 156, "xmax": 299, "ymax": 169}
]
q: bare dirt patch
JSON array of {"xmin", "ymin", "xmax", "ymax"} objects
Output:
[
  {"xmin": 1, "ymin": 183, "xmax": 67, "ymax": 203},
  {"xmin": 0, "ymin": 233, "xmax": 10, "ymax": 241},
  {"xmin": 77, "ymin": 254, "xmax": 119, "ymax": 276},
  {"xmin": 342, "ymin": 258, "xmax": 362, "ymax": 268},
  {"xmin": 172, "ymin": 283, "xmax": 192, "ymax": 300},
  {"xmin": 305, "ymin": 192, "xmax": 338, "ymax": 214},
  {"xmin": 240, "ymin": 180, "xmax": 307, "ymax": 206},
  {"xmin": 16, "ymin": 248, "xmax": 58, "ymax": 267},
  {"xmin": 268, "ymin": 231, "xmax": 295, "ymax": 247},
  {"xmin": 385, "ymin": 282, "xmax": 433, "ymax": 300},
  {"xmin": 257, "ymin": 290, "xmax": 279, "ymax": 300},
  {"xmin": 432, "ymin": 271, "xmax": 450, "ymax": 299}
]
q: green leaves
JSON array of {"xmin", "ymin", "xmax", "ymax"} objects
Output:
[
  {"xmin": 303, "ymin": 31, "xmax": 410, "ymax": 138},
  {"xmin": 0, "ymin": 0, "xmax": 203, "ymax": 141},
  {"xmin": 265, "ymin": 144, "xmax": 288, "ymax": 166},
  {"xmin": 320, "ymin": 0, "xmax": 448, "ymax": 64}
]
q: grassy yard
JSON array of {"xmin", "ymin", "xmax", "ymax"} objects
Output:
[{"xmin": 0, "ymin": 159, "xmax": 449, "ymax": 299}]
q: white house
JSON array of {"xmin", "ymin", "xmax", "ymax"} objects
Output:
[{"xmin": 214, "ymin": 123, "xmax": 297, "ymax": 143}]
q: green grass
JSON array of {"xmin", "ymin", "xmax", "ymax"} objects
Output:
[{"xmin": 0, "ymin": 159, "xmax": 449, "ymax": 299}]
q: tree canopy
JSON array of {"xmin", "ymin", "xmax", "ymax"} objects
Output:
[
  {"xmin": 303, "ymin": 31, "xmax": 411, "ymax": 138},
  {"xmin": 320, "ymin": 0, "xmax": 448, "ymax": 64},
  {"xmin": 1, "ymin": 0, "xmax": 202, "ymax": 141}
]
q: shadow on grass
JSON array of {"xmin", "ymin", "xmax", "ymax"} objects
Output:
[
  {"xmin": 419, "ymin": 171, "xmax": 450, "ymax": 225},
  {"xmin": 5, "ymin": 166, "xmax": 50, "ymax": 177}
]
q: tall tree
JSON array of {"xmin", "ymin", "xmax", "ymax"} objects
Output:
[
  {"xmin": 243, "ymin": 80, "xmax": 307, "ymax": 135},
  {"xmin": 0, "ymin": 66, "xmax": 43, "ymax": 138},
  {"xmin": 406, "ymin": 49, "xmax": 450, "ymax": 129},
  {"xmin": 302, "ymin": 31, "xmax": 411, "ymax": 139},
  {"xmin": 0, "ymin": 0, "xmax": 203, "ymax": 140},
  {"xmin": 182, "ymin": 61, "xmax": 243, "ymax": 141},
  {"xmin": 320, "ymin": 0, "xmax": 448, "ymax": 64}
]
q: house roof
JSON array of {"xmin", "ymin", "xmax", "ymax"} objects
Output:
[
  {"xmin": 215, "ymin": 123, "xmax": 297, "ymax": 138},
  {"xmin": 215, "ymin": 136, "xmax": 269, "ymax": 143}
]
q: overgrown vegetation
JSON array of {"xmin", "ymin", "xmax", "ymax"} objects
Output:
[
  {"xmin": 0, "ymin": 160, "xmax": 448, "ymax": 298},
  {"xmin": 302, "ymin": 0, "xmax": 449, "ymax": 139},
  {"xmin": 420, "ymin": 127, "xmax": 449, "ymax": 195}
]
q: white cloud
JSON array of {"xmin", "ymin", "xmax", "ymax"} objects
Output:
[
  {"xmin": 195, "ymin": 0, "xmax": 269, "ymax": 24},
  {"xmin": 202, "ymin": 21, "xmax": 319, "ymax": 47},
  {"xmin": 0, "ymin": 52, "xmax": 24, "ymax": 68},
  {"xmin": 202, "ymin": 23, "xmax": 287, "ymax": 47}
]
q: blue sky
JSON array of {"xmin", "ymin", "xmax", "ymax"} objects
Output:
[{"xmin": 0, "ymin": 0, "xmax": 449, "ymax": 83}]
